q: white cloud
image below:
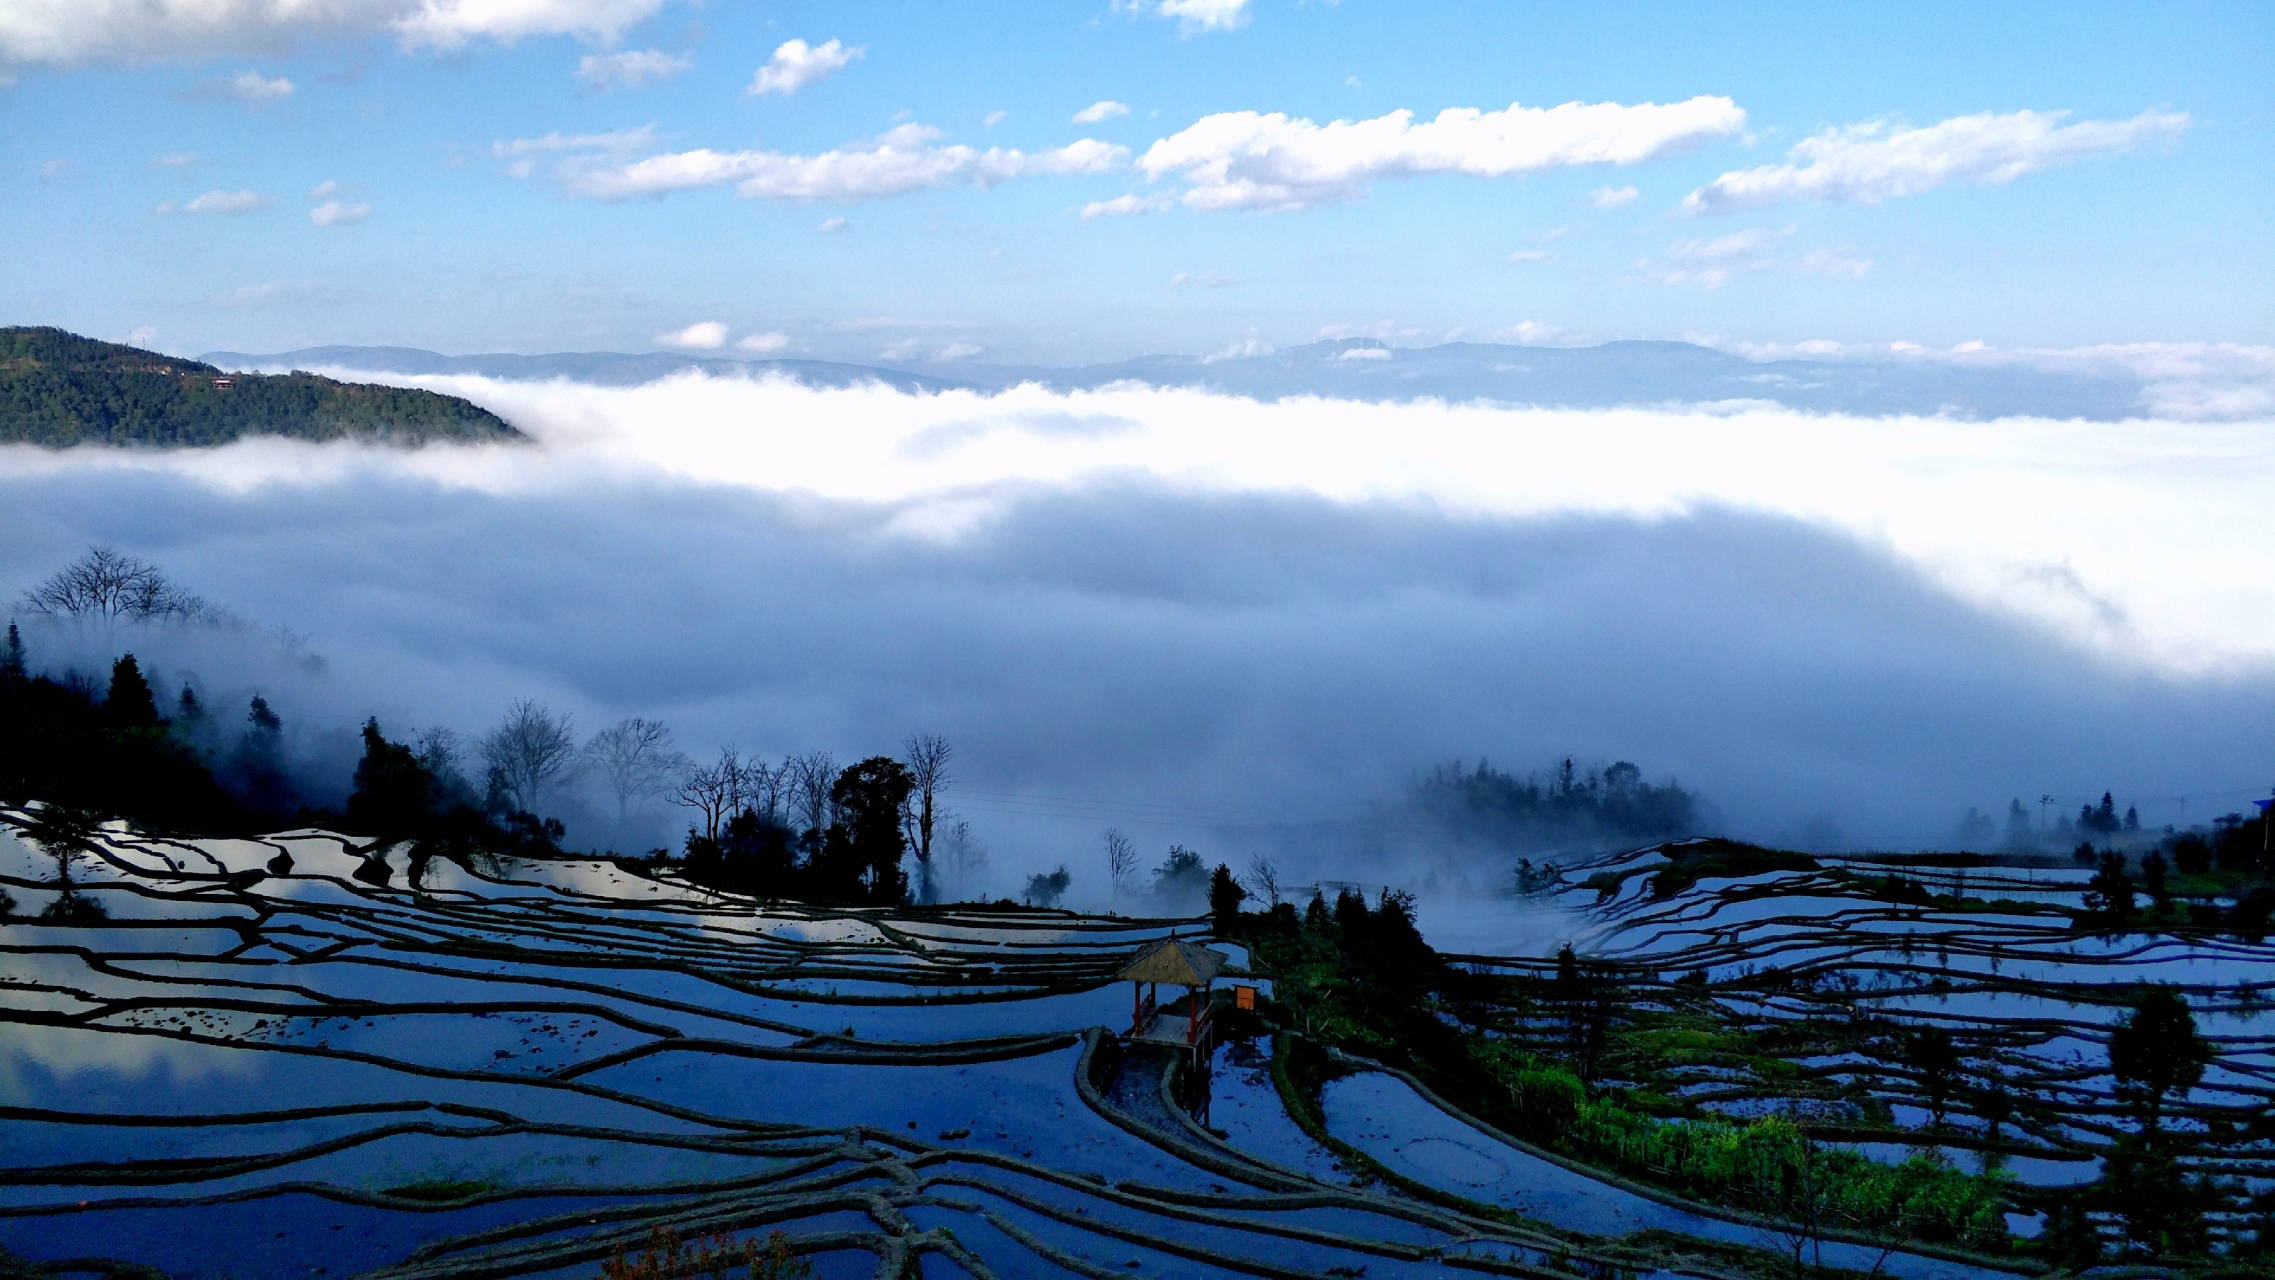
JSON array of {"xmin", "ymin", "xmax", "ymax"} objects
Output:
[
  {"xmin": 1505, "ymin": 321, "xmax": 1569, "ymax": 345},
  {"xmin": 1080, "ymin": 193, "xmax": 1173, "ymax": 219},
  {"xmin": 223, "ymin": 68, "xmax": 291, "ymax": 100},
  {"xmin": 1588, "ymin": 184, "xmax": 1638, "ymax": 209},
  {"xmin": 1336, "ymin": 345, "xmax": 1393, "ymax": 361},
  {"xmin": 576, "ymin": 47, "xmax": 690, "ymax": 92},
  {"xmin": 1072, "ymin": 100, "xmax": 1130, "ymax": 124},
  {"xmin": 125, "ymin": 325, "xmax": 158, "ymax": 346},
  {"xmin": 1169, "ymin": 270, "xmax": 1233, "ymax": 287},
  {"xmin": 1506, "ymin": 249, "xmax": 1557, "ymax": 263},
  {"xmin": 1203, "ymin": 337, "xmax": 1270, "ymax": 362},
  {"xmin": 1637, "ymin": 228, "xmax": 1875, "ymax": 288},
  {"xmin": 878, "ymin": 338, "xmax": 925, "ymax": 360},
  {"xmin": 1642, "ymin": 225, "xmax": 1794, "ymax": 288},
  {"xmin": 1, "ymin": 0, "xmax": 666, "ymax": 66},
  {"xmin": 153, "ymin": 152, "xmax": 198, "ymax": 166},
  {"xmin": 735, "ymin": 332, "xmax": 790, "ymax": 353},
  {"xmin": 746, "ymin": 37, "xmax": 861, "ymax": 96},
  {"xmin": 655, "ymin": 321, "xmax": 727, "ymax": 350},
  {"xmin": 1681, "ymin": 108, "xmax": 2190, "ymax": 215},
  {"xmin": 1139, "ymin": 96, "xmax": 1746, "ymax": 212},
  {"xmin": 817, "ymin": 216, "xmax": 848, "ymax": 232},
  {"xmin": 1118, "ymin": 0, "xmax": 1250, "ymax": 35},
  {"xmin": 40, "ymin": 158, "xmax": 71, "ymax": 178},
  {"xmin": 155, "ymin": 188, "xmax": 275, "ymax": 215},
  {"xmin": 309, "ymin": 200, "xmax": 370, "ymax": 226},
  {"xmin": 309, "ymin": 179, "xmax": 340, "ymax": 197},
  {"xmin": 983, "ymin": 110, "xmax": 1007, "ymax": 127},
  {"xmin": 493, "ymin": 124, "xmax": 655, "ymax": 177},
  {"xmin": 935, "ymin": 342, "xmax": 984, "ymax": 362},
  {"xmin": 567, "ymin": 124, "xmax": 1125, "ymax": 203}
]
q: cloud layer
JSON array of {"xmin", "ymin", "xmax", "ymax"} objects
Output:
[
  {"xmin": 1682, "ymin": 108, "xmax": 2189, "ymax": 215},
  {"xmin": 1138, "ymin": 97, "xmax": 1746, "ymax": 211},
  {"xmin": 2, "ymin": 375, "xmax": 2267, "ymax": 882}
]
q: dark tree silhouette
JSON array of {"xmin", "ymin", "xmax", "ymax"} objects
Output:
[
  {"xmin": 1902, "ymin": 1026, "xmax": 1961, "ymax": 1129},
  {"xmin": 1208, "ymin": 863, "xmax": 1247, "ymax": 932},
  {"xmin": 105, "ymin": 654, "xmax": 160, "ymax": 730},
  {"xmin": 2108, "ymin": 985, "xmax": 2211, "ymax": 1133},
  {"xmin": 347, "ymin": 719, "xmax": 436, "ymax": 835},
  {"xmin": 815, "ymin": 757, "xmax": 912, "ymax": 904}
]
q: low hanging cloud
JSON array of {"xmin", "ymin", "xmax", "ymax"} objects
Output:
[
  {"xmin": 746, "ymin": 37, "xmax": 861, "ymax": 96},
  {"xmin": 1, "ymin": 0, "xmax": 667, "ymax": 66},
  {"xmin": 576, "ymin": 47, "xmax": 691, "ymax": 92},
  {"xmin": 3, "ymin": 374, "xmax": 2268, "ymax": 878},
  {"xmin": 564, "ymin": 123, "xmax": 1124, "ymax": 202},
  {"xmin": 736, "ymin": 331, "xmax": 790, "ymax": 352},
  {"xmin": 653, "ymin": 321, "xmax": 727, "ymax": 349},
  {"xmin": 1138, "ymin": 97, "xmax": 1746, "ymax": 212},
  {"xmin": 1681, "ymin": 107, "xmax": 2190, "ymax": 215},
  {"xmin": 154, "ymin": 188, "xmax": 275, "ymax": 215}
]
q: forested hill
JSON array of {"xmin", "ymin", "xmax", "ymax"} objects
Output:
[{"xmin": 0, "ymin": 327, "xmax": 522, "ymax": 447}]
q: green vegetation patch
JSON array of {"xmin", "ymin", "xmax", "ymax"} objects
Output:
[
  {"xmin": 1646, "ymin": 839, "xmax": 1819, "ymax": 899},
  {"xmin": 0, "ymin": 326, "xmax": 522, "ymax": 447},
  {"xmin": 380, "ymin": 1176, "xmax": 502, "ymax": 1202}
]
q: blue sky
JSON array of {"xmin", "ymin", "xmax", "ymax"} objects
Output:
[{"xmin": 4, "ymin": 1, "xmax": 2270, "ymax": 364}]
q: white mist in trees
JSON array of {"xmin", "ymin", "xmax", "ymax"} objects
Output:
[
  {"xmin": 584, "ymin": 717, "xmax": 691, "ymax": 825},
  {"xmin": 942, "ymin": 818, "xmax": 988, "ymax": 901},
  {"xmin": 480, "ymin": 699, "xmax": 578, "ymax": 817},
  {"xmin": 901, "ymin": 733, "xmax": 952, "ymax": 903},
  {"xmin": 1103, "ymin": 827, "xmax": 1139, "ymax": 901}
]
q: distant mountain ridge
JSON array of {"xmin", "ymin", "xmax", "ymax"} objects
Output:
[
  {"xmin": 3, "ymin": 327, "xmax": 520, "ymax": 448},
  {"xmin": 207, "ymin": 336, "xmax": 2151, "ymax": 420}
]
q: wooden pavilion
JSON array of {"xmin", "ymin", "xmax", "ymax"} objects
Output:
[{"xmin": 1115, "ymin": 935, "xmax": 1229, "ymax": 1052}]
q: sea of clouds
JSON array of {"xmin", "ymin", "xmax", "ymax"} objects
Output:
[{"xmin": 3, "ymin": 371, "xmax": 2270, "ymax": 897}]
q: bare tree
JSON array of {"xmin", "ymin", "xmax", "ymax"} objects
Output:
[
  {"xmin": 787, "ymin": 750, "xmax": 837, "ymax": 835},
  {"xmin": 414, "ymin": 727, "xmax": 464, "ymax": 778},
  {"xmin": 674, "ymin": 753, "xmax": 736, "ymax": 844},
  {"xmin": 585, "ymin": 718, "xmax": 691, "ymax": 825},
  {"xmin": 479, "ymin": 699, "xmax": 578, "ymax": 816},
  {"xmin": 745, "ymin": 757, "xmax": 786, "ymax": 825},
  {"xmin": 1103, "ymin": 827, "xmax": 1139, "ymax": 901},
  {"xmin": 942, "ymin": 818, "xmax": 989, "ymax": 901},
  {"xmin": 22, "ymin": 546, "xmax": 206, "ymax": 654},
  {"xmin": 901, "ymin": 734, "xmax": 953, "ymax": 903},
  {"xmin": 1247, "ymin": 851, "xmax": 1283, "ymax": 907}
]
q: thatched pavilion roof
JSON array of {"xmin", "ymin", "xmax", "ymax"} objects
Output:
[{"xmin": 1114, "ymin": 936, "xmax": 1228, "ymax": 986}]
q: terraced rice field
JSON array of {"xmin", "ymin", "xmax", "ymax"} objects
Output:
[{"xmin": 2, "ymin": 817, "xmax": 2267, "ymax": 1276}]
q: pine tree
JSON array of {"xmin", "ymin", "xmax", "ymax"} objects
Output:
[
  {"xmin": 0, "ymin": 622, "xmax": 25, "ymax": 686},
  {"xmin": 105, "ymin": 654, "xmax": 160, "ymax": 729},
  {"xmin": 1208, "ymin": 863, "xmax": 1247, "ymax": 932}
]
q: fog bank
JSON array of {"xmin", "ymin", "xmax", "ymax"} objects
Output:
[{"xmin": 2, "ymin": 373, "xmax": 2269, "ymax": 899}]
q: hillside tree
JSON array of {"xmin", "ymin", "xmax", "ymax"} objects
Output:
[{"xmin": 480, "ymin": 699, "xmax": 578, "ymax": 816}]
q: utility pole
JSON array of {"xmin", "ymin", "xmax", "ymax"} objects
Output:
[{"xmin": 2038, "ymin": 794, "xmax": 2055, "ymax": 834}]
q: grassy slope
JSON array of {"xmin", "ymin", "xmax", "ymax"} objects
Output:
[{"xmin": 0, "ymin": 326, "xmax": 522, "ymax": 447}]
